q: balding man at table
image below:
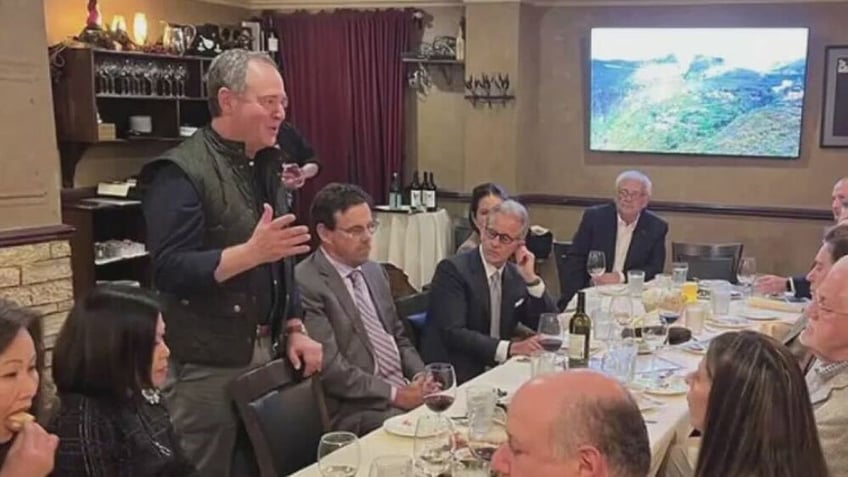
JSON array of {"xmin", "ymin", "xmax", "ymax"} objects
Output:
[
  {"xmin": 493, "ymin": 370, "xmax": 650, "ymax": 477},
  {"xmin": 757, "ymin": 176, "xmax": 848, "ymax": 298}
]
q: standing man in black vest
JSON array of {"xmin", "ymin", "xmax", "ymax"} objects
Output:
[{"xmin": 140, "ymin": 49, "xmax": 323, "ymax": 477}]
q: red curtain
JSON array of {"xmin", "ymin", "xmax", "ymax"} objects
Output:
[{"xmin": 272, "ymin": 10, "xmax": 413, "ymax": 220}]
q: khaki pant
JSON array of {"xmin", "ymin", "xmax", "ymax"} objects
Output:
[{"xmin": 163, "ymin": 336, "xmax": 273, "ymax": 477}]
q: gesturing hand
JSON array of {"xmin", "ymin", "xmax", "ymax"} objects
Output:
[{"xmin": 247, "ymin": 203, "xmax": 311, "ymax": 265}]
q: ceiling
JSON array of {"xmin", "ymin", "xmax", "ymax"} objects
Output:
[{"xmin": 200, "ymin": 0, "xmax": 848, "ymax": 9}]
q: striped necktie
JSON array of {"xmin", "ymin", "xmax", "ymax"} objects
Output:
[{"xmin": 348, "ymin": 270, "xmax": 406, "ymax": 388}]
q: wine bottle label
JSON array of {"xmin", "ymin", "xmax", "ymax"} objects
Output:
[
  {"xmin": 268, "ymin": 37, "xmax": 279, "ymax": 52},
  {"xmin": 568, "ymin": 334, "xmax": 587, "ymax": 360},
  {"xmin": 410, "ymin": 190, "xmax": 421, "ymax": 208},
  {"xmin": 424, "ymin": 190, "xmax": 436, "ymax": 209}
]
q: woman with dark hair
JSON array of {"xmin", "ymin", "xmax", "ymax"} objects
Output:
[
  {"xmin": 684, "ymin": 330, "xmax": 828, "ymax": 477},
  {"xmin": 49, "ymin": 285, "xmax": 195, "ymax": 476},
  {"xmin": 0, "ymin": 299, "xmax": 57, "ymax": 477},
  {"xmin": 457, "ymin": 182, "xmax": 508, "ymax": 254}
]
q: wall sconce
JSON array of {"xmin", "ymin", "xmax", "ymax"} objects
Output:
[
  {"xmin": 111, "ymin": 15, "xmax": 127, "ymax": 33},
  {"xmin": 133, "ymin": 13, "xmax": 148, "ymax": 45}
]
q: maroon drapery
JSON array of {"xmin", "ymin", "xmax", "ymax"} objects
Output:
[{"xmin": 272, "ymin": 10, "xmax": 413, "ymax": 221}]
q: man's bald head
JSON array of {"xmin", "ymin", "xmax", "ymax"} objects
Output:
[
  {"xmin": 493, "ymin": 371, "xmax": 650, "ymax": 477},
  {"xmin": 802, "ymin": 255, "xmax": 848, "ymax": 362}
]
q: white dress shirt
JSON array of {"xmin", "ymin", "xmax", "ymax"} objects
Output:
[
  {"xmin": 614, "ymin": 214, "xmax": 639, "ymax": 281},
  {"xmin": 479, "ymin": 246, "xmax": 546, "ymax": 363}
]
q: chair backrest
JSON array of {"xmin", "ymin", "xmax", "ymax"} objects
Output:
[
  {"xmin": 553, "ymin": 241, "xmax": 572, "ymax": 299},
  {"xmin": 229, "ymin": 359, "xmax": 330, "ymax": 477},
  {"xmin": 671, "ymin": 242, "xmax": 744, "ymax": 282},
  {"xmin": 454, "ymin": 218, "xmax": 473, "ymax": 252},
  {"xmin": 395, "ymin": 290, "xmax": 430, "ymax": 350},
  {"xmin": 679, "ymin": 256, "xmax": 736, "ymax": 282},
  {"xmin": 381, "ymin": 262, "xmax": 417, "ymax": 299}
]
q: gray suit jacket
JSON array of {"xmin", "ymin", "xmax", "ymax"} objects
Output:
[
  {"xmin": 809, "ymin": 366, "xmax": 848, "ymax": 477},
  {"xmin": 296, "ymin": 250, "xmax": 425, "ymax": 434}
]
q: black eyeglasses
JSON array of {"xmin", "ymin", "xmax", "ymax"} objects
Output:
[{"xmin": 484, "ymin": 227, "xmax": 521, "ymax": 245}]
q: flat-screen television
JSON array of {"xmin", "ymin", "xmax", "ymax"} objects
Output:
[{"xmin": 589, "ymin": 28, "xmax": 810, "ymax": 159}]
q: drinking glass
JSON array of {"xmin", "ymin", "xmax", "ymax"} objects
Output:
[
  {"xmin": 587, "ymin": 250, "xmax": 606, "ymax": 283},
  {"xmin": 414, "ymin": 414, "xmax": 455, "ymax": 477},
  {"xmin": 466, "ymin": 386, "xmax": 497, "ymax": 439},
  {"xmin": 317, "ymin": 432, "xmax": 360, "ymax": 477},
  {"xmin": 369, "ymin": 455, "xmax": 412, "ymax": 477},
  {"xmin": 711, "ymin": 285, "xmax": 732, "ymax": 316},
  {"xmin": 609, "ymin": 294, "xmax": 634, "ymax": 331},
  {"xmin": 672, "ymin": 262, "xmax": 689, "ymax": 285},
  {"xmin": 686, "ymin": 303, "xmax": 706, "ymax": 335},
  {"xmin": 602, "ymin": 338, "xmax": 638, "ymax": 383},
  {"xmin": 737, "ymin": 257, "xmax": 757, "ymax": 296},
  {"xmin": 422, "ymin": 363, "xmax": 457, "ymax": 415},
  {"xmin": 537, "ymin": 313, "xmax": 563, "ymax": 352},
  {"xmin": 467, "ymin": 406, "xmax": 507, "ymax": 464},
  {"xmin": 627, "ymin": 270, "xmax": 645, "ymax": 297}
]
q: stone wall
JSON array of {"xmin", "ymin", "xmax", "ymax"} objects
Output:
[{"xmin": 0, "ymin": 241, "xmax": 74, "ymax": 362}]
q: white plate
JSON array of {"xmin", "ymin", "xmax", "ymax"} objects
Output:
[
  {"xmin": 643, "ymin": 377, "xmax": 688, "ymax": 396},
  {"xmin": 595, "ymin": 284, "xmax": 627, "ymax": 296},
  {"xmin": 635, "ymin": 393, "xmax": 667, "ymax": 412},
  {"xmin": 739, "ymin": 308, "xmax": 778, "ymax": 321},
  {"xmin": 382, "ymin": 414, "xmax": 445, "ymax": 438},
  {"xmin": 707, "ymin": 316, "xmax": 750, "ymax": 329}
]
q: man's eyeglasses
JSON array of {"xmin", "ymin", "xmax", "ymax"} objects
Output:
[
  {"xmin": 338, "ymin": 221, "xmax": 380, "ymax": 239},
  {"xmin": 484, "ymin": 227, "xmax": 521, "ymax": 245},
  {"xmin": 618, "ymin": 189, "xmax": 645, "ymax": 201}
]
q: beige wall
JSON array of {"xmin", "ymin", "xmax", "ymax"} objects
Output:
[
  {"xmin": 0, "ymin": 0, "xmax": 62, "ymax": 232},
  {"xmin": 410, "ymin": 1, "xmax": 848, "ymax": 277}
]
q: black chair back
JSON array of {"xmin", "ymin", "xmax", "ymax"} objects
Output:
[
  {"xmin": 671, "ymin": 242, "xmax": 744, "ymax": 283},
  {"xmin": 553, "ymin": 241, "xmax": 572, "ymax": 299},
  {"xmin": 229, "ymin": 360, "xmax": 330, "ymax": 477},
  {"xmin": 395, "ymin": 290, "xmax": 430, "ymax": 350}
]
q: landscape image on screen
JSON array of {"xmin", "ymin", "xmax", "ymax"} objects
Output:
[{"xmin": 590, "ymin": 28, "xmax": 809, "ymax": 158}]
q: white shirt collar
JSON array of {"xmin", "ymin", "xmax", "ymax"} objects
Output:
[
  {"xmin": 479, "ymin": 245, "xmax": 505, "ymax": 280},
  {"xmin": 321, "ymin": 247, "xmax": 361, "ymax": 280},
  {"xmin": 617, "ymin": 213, "xmax": 640, "ymax": 230}
]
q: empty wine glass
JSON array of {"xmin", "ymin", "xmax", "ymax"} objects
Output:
[
  {"xmin": 467, "ymin": 406, "xmax": 507, "ymax": 464},
  {"xmin": 537, "ymin": 313, "xmax": 563, "ymax": 353},
  {"xmin": 414, "ymin": 414, "xmax": 455, "ymax": 477},
  {"xmin": 587, "ymin": 250, "xmax": 606, "ymax": 284},
  {"xmin": 317, "ymin": 431, "xmax": 360, "ymax": 477},
  {"xmin": 737, "ymin": 256, "xmax": 757, "ymax": 297},
  {"xmin": 609, "ymin": 294, "xmax": 634, "ymax": 341},
  {"xmin": 422, "ymin": 363, "xmax": 457, "ymax": 416}
]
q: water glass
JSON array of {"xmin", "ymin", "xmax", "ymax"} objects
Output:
[
  {"xmin": 628, "ymin": 270, "xmax": 645, "ymax": 297},
  {"xmin": 602, "ymin": 338, "xmax": 638, "ymax": 383},
  {"xmin": 531, "ymin": 351, "xmax": 559, "ymax": 377},
  {"xmin": 593, "ymin": 308, "xmax": 614, "ymax": 344},
  {"xmin": 370, "ymin": 455, "xmax": 413, "ymax": 477},
  {"xmin": 414, "ymin": 415, "xmax": 454, "ymax": 477},
  {"xmin": 466, "ymin": 386, "xmax": 497, "ymax": 438},
  {"xmin": 681, "ymin": 281, "xmax": 699, "ymax": 304},
  {"xmin": 654, "ymin": 273, "xmax": 672, "ymax": 289},
  {"xmin": 317, "ymin": 432, "xmax": 360, "ymax": 477},
  {"xmin": 686, "ymin": 303, "xmax": 706, "ymax": 335},
  {"xmin": 711, "ymin": 285, "xmax": 732, "ymax": 316},
  {"xmin": 672, "ymin": 262, "xmax": 689, "ymax": 285}
]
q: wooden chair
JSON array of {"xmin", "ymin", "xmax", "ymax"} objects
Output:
[
  {"xmin": 381, "ymin": 262, "xmax": 417, "ymax": 299},
  {"xmin": 229, "ymin": 359, "xmax": 330, "ymax": 477}
]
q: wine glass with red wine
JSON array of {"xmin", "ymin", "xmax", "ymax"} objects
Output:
[
  {"xmin": 537, "ymin": 313, "xmax": 563, "ymax": 352},
  {"xmin": 422, "ymin": 363, "xmax": 457, "ymax": 415}
]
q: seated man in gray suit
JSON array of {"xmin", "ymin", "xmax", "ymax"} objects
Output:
[
  {"xmin": 296, "ymin": 183, "xmax": 426, "ymax": 435},
  {"xmin": 799, "ymin": 255, "xmax": 848, "ymax": 477}
]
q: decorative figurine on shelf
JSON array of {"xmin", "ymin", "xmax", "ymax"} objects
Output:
[
  {"xmin": 76, "ymin": 0, "xmax": 113, "ymax": 49},
  {"xmin": 86, "ymin": 0, "xmax": 102, "ymax": 30}
]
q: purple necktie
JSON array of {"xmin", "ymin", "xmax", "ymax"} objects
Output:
[{"xmin": 349, "ymin": 270, "xmax": 406, "ymax": 388}]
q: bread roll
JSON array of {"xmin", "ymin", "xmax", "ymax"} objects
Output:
[{"xmin": 6, "ymin": 412, "xmax": 34, "ymax": 432}]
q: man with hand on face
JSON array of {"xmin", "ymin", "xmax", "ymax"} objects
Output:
[
  {"xmin": 140, "ymin": 49, "xmax": 323, "ymax": 477},
  {"xmin": 559, "ymin": 170, "xmax": 667, "ymax": 310},
  {"xmin": 296, "ymin": 183, "xmax": 427, "ymax": 435},
  {"xmin": 421, "ymin": 199, "xmax": 557, "ymax": 383}
]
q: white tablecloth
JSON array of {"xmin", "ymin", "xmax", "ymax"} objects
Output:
[
  {"xmin": 370, "ymin": 208, "xmax": 453, "ymax": 290},
  {"xmin": 291, "ymin": 289, "xmax": 802, "ymax": 477}
]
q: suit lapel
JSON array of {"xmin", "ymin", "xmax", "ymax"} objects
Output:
[
  {"xmin": 315, "ymin": 251, "xmax": 374, "ymax": 356},
  {"xmin": 810, "ymin": 369, "xmax": 848, "ymax": 406},
  {"xmin": 603, "ymin": 205, "xmax": 617, "ymax": 272},
  {"xmin": 624, "ymin": 214, "xmax": 649, "ymax": 270},
  {"xmin": 500, "ymin": 266, "xmax": 523, "ymax": 338}
]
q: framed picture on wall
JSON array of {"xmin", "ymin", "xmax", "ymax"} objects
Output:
[
  {"xmin": 241, "ymin": 21, "xmax": 262, "ymax": 52},
  {"xmin": 821, "ymin": 46, "xmax": 848, "ymax": 147}
]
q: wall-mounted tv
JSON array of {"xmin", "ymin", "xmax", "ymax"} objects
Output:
[{"xmin": 590, "ymin": 28, "xmax": 809, "ymax": 159}]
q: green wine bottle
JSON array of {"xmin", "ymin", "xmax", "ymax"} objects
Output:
[{"xmin": 568, "ymin": 291, "xmax": 593, "ymax": 368}]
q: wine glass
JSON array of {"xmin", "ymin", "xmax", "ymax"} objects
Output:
[
  {"xmin": 537, "ymin": 313, "xmax": 563, "ymax": 353},
  {"xmin": 467, "ymin": 406, "xmax": 508, "ymax": 464},
  {"xmin": 609, "ymin": 295, "xmax": 634, "ymax": 344},
  {"xmin": 414, "ymin": 414, "xmax": 455, "ymax": 477},
  {"xmin": 737, "ymin": 256, "xmax": 757, "ymax": 297},
  {"xmin": 587, "ymin": 250, "xmax": 606, "ymax": 284},
  {"xmin": 317, "ymin": 431, "xmax": 360, "ymax": 477},
  {"xmin": 422, "ymin": 363, "xmax": 457, "ymax": 416},
  {"xmin": 369, "ymin": 455, "xmax": 413, "ymax": 477}
]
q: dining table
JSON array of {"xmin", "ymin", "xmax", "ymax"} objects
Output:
[{"xmin": 291, "ymin": 285, "xmax": 804, "ymax": 477}]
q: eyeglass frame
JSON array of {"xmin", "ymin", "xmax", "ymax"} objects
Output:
[
  {"xmin": 617, "ymin": 188, "xmax": 646, "ymax": 201},
  {"xmin": 336, "ymin": 220, "xmax": 380, "ymax": 239},
  {"xmin": 484, "ymin": 226, "xmax": 523, "ymax": 246}
]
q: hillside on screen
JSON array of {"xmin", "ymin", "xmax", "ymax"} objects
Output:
[{"xmin": 590, "ymin": 28, "xmax": 809, "ymax": 159}]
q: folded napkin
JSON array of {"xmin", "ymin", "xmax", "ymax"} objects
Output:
[{"xmin": 747, "ymin": 296, "xmax": 805, "ymax": 314}]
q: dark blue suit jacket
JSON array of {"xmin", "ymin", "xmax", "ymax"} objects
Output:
[{"xmin": 559, "ymin": 203, "xmax": 668, "ymax": 310}]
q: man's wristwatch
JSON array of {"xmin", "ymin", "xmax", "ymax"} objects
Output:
[{"xmin": 285, "ymin": 321, "xmax": 308, "ymax": 336}]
